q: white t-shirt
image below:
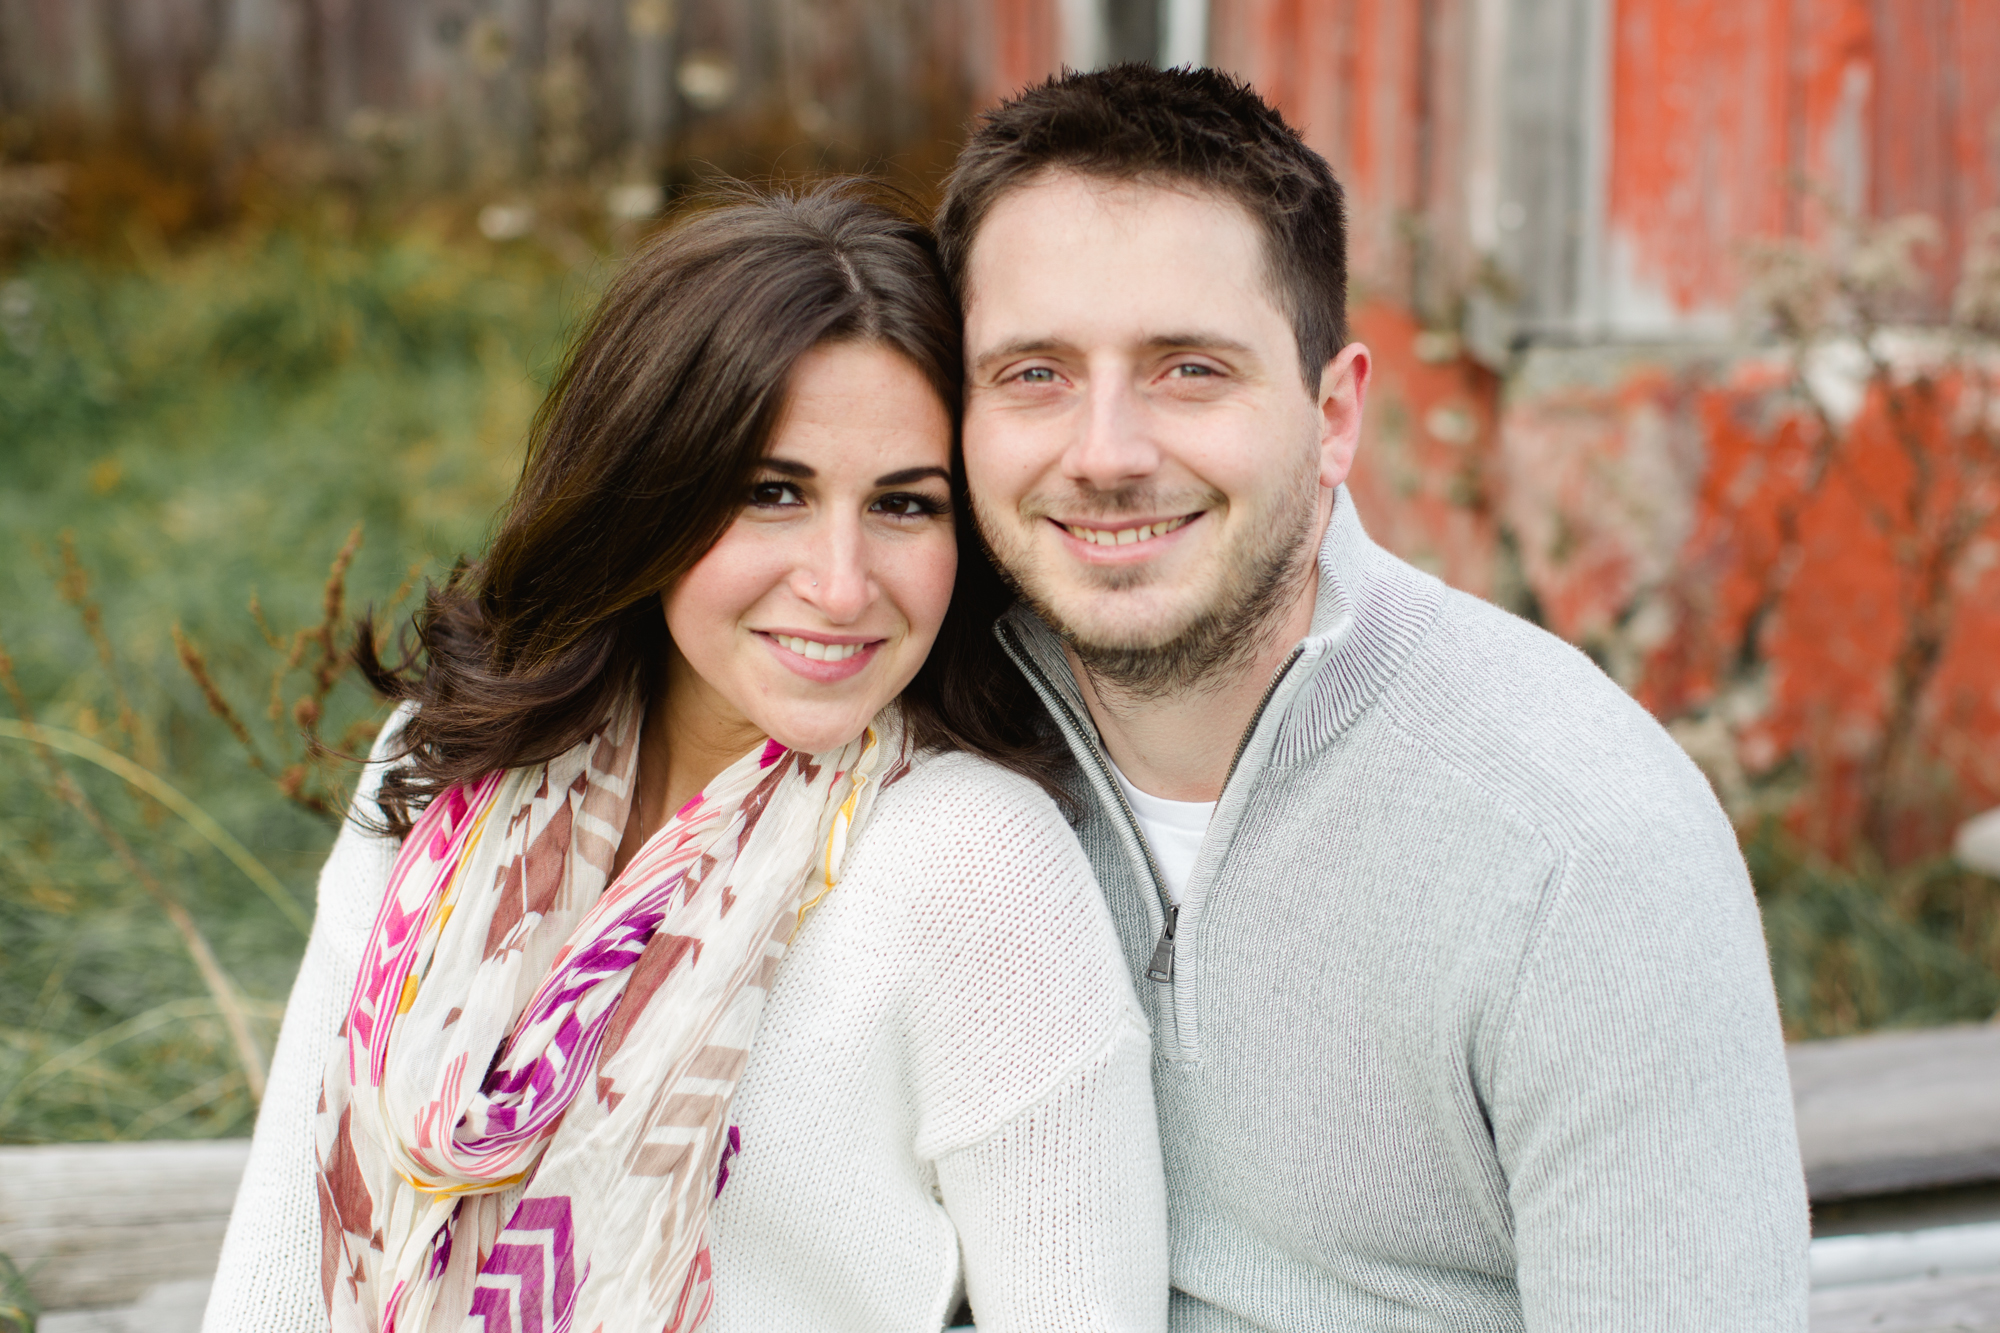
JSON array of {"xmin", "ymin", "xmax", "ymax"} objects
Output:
[{"xmin": 1110, "ymin": 763, "xmax": 1216, "ymax": 906}]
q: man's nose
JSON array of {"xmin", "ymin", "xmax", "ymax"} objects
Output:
[
  {"xmin": 1061, "ymin": 375, "xmax": 1162, "ymax": 492},
  {"xmin": 792, "ymin": 518, "xmax": 874, "ymax": 623}
]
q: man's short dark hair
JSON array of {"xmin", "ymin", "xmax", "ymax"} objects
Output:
[{"xmin": 936, "ymin": 64, "xmax": 1349, "ymax": 391}]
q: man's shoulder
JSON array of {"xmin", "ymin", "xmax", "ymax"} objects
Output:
[{"xmin": 1352, "ymin": 585, "xmax": 1728, "ymax": 854}]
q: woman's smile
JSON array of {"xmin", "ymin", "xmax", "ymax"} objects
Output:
[{"xmin": 756, "ymin": 629, "xmax": 885, "ymax": 681}]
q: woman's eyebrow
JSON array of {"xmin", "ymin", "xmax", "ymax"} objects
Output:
[
  {"xmin": 759, "ymin": 457, "xmax": 814, "ymax": 478},
  {"xmin": 875, "ymin": 466, "xmax": 951, "ymax": 487}
]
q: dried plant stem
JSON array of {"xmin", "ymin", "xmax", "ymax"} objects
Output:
[
  {"xmin": 315, "ymin": 525, "xmax": 363, "ymax": 696},
  {"xmin": 173, "ymin": 622, "xmax": 270, "ymax": 771},
  {"xmin": 0, "ymin": 638, "xmax": 268, "ymax": 1102},
  {"xmin": 56, "ymin": 531, "xmax": 158, "ymax": 769}
]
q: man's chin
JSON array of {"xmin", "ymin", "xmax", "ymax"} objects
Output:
[{"xmin": 1032, "ymin": 589, "xmax": 1201, "ymax": 657}]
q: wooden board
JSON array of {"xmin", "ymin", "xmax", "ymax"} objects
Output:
[
  {"xmin": 1812, "ymin": 1271, "xmax": 2000, "ymax": 1332},
  {"xmin": 0, "ymin": 1139, "xmax": 249, "ymax": 1310},
  {"xmin": 1791, "ymin": 1024, "xmax": 2000, "ymax": 1201}
]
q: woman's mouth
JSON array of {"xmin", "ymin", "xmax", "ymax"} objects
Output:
[
  {"xmin": 757, "ymin": 631, "xmax": 884, "ymax": 682},
  {"xmin": 770, "ymin": 634, "xmax": 868, "ymax": 662}
]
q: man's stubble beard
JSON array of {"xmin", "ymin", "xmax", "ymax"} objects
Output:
[{"xmin": 975, "ymin": 453, "xmax": 1322, "ymax": 704}]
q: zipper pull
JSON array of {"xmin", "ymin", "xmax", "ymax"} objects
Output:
[{"xmin": 1146, "ymin": 904, "xmax": 1179, "ymax": 983}]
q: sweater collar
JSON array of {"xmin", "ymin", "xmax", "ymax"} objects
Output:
[{"xmin": 996, "ymin": 485, "xmax": 1445, "ymax": 765}]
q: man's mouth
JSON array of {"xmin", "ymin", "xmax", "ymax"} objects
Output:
[{"xmin": 1057, "ymin": 514, "xmax": 1197, "ymax": 548}]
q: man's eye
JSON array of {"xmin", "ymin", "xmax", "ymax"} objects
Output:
[
  {"xmin": 873, "ymin": 492, "xmax": 948, "ymax": 518},
  {"xmin": 1017, "ymin": 367, "xmax": 1058, "ymax": 384},
  {"xmin": 1170, "ymin": 363, "xmax": 1216, "ymax": 377},
  {"xmin": 748, "ymin": 481, "xmax": 804, "ymax": 508}
]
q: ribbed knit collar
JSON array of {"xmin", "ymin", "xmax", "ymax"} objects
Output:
[{"xmin": 996, "ymin": 486, "xmax": 1446, "ymax": 770}]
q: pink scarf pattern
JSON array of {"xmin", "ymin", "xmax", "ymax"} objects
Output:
[{"xmin": 316, "ymin": 698, "xmax": 897, "ymax": 1332}]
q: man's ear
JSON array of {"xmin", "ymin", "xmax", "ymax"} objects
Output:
[{"xmin": 1315, "ymin": 342, "xmax": 1371, "ymax": 490}]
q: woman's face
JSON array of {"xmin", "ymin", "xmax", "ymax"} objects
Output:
[{"xmin": 662, "ymin": 340, "xmax": 958, "ymax": 756}]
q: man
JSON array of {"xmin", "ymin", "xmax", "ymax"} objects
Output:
[{"xmin": 939, "ymin": 65, "xmax": 1809, "ymax": 1329}]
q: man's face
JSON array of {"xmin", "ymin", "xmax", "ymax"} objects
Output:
[{"xmin": 961, "ymin": 172, "xmax": 1362, "ymax": 693}]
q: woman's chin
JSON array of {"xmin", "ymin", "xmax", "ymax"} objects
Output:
[{"xmin": 759, "ymin": 708, "xmax": 882, "ymax": 758}]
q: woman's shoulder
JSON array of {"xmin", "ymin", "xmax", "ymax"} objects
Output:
[
  {"xmin": 867, "ymin": 746, "xmax": 1074, "ymax": 845},
  {"xmin": 842, "ymin": 746, "xmax": 1103, "ymax": 924}
]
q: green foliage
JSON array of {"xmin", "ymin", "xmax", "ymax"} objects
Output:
[
  {"xmin": 1753, "ymin": 825, "xmax": 2000, "ymax": 1039},
  {"xmin": 0, "ymin": 1250, "xmax": 36, "ymax": 1333},
  {"xmin": 0, "ymin": 222, "xmax": 595, "ymax": 1142}
]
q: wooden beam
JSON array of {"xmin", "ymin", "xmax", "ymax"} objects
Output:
[
  {"xmin": 1791, "ymin": 1023, "xmax": 2000, "ymax": 1201},
  {"xmin": 0, "ymin": 1140, "xmax": 249, "ymax": 1311}
]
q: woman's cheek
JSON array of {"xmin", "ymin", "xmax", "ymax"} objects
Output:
[{"xmin": 904, "ymin": 530, "xmax": 958, "ymax": 647}]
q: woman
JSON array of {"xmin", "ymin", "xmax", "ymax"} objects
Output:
[{"xmin": 203, "ymin": 186, "xmax": 1166, "ymax": 1333}]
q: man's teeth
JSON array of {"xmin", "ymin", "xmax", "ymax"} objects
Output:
[
  {"xmin": 774, "ymin": 635, "xmax": 865, "ymax": 662},
  {"xmin": 1062, "ymin": 516, "xmax": 1193, "ymax": 547}
]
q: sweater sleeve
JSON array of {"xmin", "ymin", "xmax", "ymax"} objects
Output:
[
  {"xmin": 1488, "ymin": 795, "xmax": 1811, "ymax": 1330},
  {"xmin": 877, "ymin": 753, "xmax": 1169, "ymax": 1333},
  {"xmin": 936, "ymin": 1014, "xmax": 1166, "ymax": 1333},
  {"xmin": 202, "ymin": 714, "xmax": 407, "ymax": 1333}
]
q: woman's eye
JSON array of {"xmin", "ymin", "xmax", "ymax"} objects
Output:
[
  {"xmin": 873, "ymin": 492, "xmax": 948, "ymax": 518},
  {"xmin": 748, "ymin": 480, "xmax": 804, "ymax": 508}
]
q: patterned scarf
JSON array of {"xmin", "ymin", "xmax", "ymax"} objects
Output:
[{"xmin": 316, "ymin": 695, "xmax": 902, "ymax": 1333}]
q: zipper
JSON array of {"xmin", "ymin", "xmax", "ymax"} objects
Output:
[
  {"xmin": 997, "ymin": 625, "xmax": 1308, "ymax": 987},
  {"xmin": 995, "ymin": 623, "xmax": 1182, "ymax": 979},
  {"xmin": 1221, "ymin": 646, "xmax": 1305, "ymax": 796}
]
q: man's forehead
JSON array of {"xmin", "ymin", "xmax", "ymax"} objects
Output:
[
  {"xmin": 962, "ymin": 171, "xmax": 1282, "ymax": 337},
  {"xmin": 968, "ymin": 169, "xmax": 1262, "ymax": 264}
]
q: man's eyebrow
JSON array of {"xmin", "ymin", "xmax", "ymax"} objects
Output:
[
  {"xmin": 970, "ymin": 337, "xmax": 1072, "ymax": 374},
  {"xmin": 875, "ymin": 466, "xmax": 951, "ymax": 487},
  {"xmin": 1142, "ymin": 331, "xmax": 1258, "ymax": 358}
]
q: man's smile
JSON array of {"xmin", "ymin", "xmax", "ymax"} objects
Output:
[{"xmin": 1054, "ymin": 513, "xmax": 1201, "ymax": 548}]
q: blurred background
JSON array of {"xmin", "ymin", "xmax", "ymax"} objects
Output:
[{"xmin": 0, "ymin": 0, "xmax": 1996, "ymax": 1155}]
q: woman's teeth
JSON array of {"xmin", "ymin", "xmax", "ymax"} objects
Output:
[
  {"xmin": 774, "ymin": 635, "xmax": 866, "ymax": 662},
  {"xmin": 1062, "ymin": 515, "xmax": 1193, "ymax": 547}
]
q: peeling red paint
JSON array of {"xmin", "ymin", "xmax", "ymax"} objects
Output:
[{"xmin": 1610, "ymin": 0, "xmax": 2000, "ymax": 320}]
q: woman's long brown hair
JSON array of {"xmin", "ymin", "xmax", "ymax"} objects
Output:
[{"xmin": 356, "ymin": 183, "xmax": 1065, "ymax": 836}]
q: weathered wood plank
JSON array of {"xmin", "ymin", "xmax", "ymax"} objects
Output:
[
  {"xmin": 0, "ymin": 1139, "xmax": 248, "ymax": 1310},
  {"xmin": 38, "ymin": 1280, "xmax": 211, "ymax": 1333},
  {"xmin": 1811, "ymin": 1270, "xmax": 2000, "ymax": 1332},
  {"xmin": 1791, "ymin": 1024, "xmax": 2000, "ymax": 1201}
]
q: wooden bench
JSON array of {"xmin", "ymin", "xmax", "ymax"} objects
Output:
[
  {"xmin": 3, "ymin": 1023, "xmax": 1998, "ymax": 1324},
  {"xmin": 1791, "ymin": 1022, "xmax": 2000, "ymax": 1201},
  {"xmin": 0, "ymin": 1139, "xmax": 248, "ymax": 1312}
]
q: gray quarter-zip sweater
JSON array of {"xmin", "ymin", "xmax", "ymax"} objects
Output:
[{"xmin": 995, "ymin": 488, "xmax": 1809, "ymax": 1331}]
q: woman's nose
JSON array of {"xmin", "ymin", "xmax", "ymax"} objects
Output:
[{"xmin": 793, "ymin": 523, "xmax": 874, "ymax": 622}]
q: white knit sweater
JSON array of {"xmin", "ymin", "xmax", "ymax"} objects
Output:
[{"xmin": 203, "ymin": 739, "xmax": 1168, "ymax": 1333}]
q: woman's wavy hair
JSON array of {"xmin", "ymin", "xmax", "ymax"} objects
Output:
[{"xmin": 357, "ymin": 182, "xmax": 1064, "ymax": 836}]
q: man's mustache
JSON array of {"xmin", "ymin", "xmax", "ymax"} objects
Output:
[{"xmin": 1018, "ymin": 484, "xmax": 1223, "ymax": 522}]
